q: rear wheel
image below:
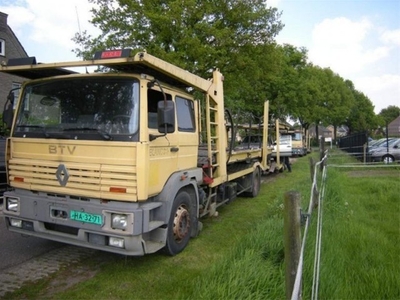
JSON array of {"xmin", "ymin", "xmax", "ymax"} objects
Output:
[
  {"xmin": 164, "ymin": 191, "xmax": 193, "ymax": 256},
  {"xmin": 382, "ymin": 154, "xmax": 394, "ymax": 164},
  {"xmin": 244, "ymin": 167, "xmax": 261, "ymax": 198}
]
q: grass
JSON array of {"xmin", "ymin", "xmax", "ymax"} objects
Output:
[
  {"xmin": 301, "ymin": 155, "xmax": 400, "ymax": 299},
  {"xmin": 5, "ymin": 150, "xmax": 400, "ymax": 300}
]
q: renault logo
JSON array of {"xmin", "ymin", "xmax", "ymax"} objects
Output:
[{"xmin": 56, "ymin": 164, "xmax": 69, "ymax": 186}]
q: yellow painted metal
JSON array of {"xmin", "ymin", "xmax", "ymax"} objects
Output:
[
  {"xmin": 1, "ymin": 51, "xmax": 271, "ymax": 204},
  {"xmin": 262, "ymin": 101, "xmax": 270, "ymax": 170},
  {"xmin": 227, "ymin": 163, "xmax": 261, "ymax": 182},
  {"xmin": 8, "ymin": 138, "xmax": 138, "ymax": 201},
  {"xmin": 0, "ymin": 52, "xmax": 214, "ymax": 92},
  {"xmin": 276, "ymin": 119, "xmax": 281, "ymax": 166}
]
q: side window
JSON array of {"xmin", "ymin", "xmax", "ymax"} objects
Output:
[
  {"xmin": 147, "ymin": 89, "xmax": 172, "ymax": 129},
  {"xmin": 176, "ymin": 96, "xmax": 195, "ymax": 132},
  {"xmin": 0, "ymin": 39, "xmax": 5, "ymax": 56},
  {"xmin": 11, "ymin": 82, "xmax": 21, "ymax": 109}
]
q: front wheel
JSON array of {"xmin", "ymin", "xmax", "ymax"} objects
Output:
[{"xmin": 164, "ymin": 191, "xmax": 193, "ymax": 256}]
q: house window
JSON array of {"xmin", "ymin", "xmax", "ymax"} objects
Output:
[{"xmin": 0, "ymin": 39, "xmax": 5, "ymax": 56}]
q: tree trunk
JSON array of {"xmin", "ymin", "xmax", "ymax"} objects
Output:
[{"xmin": 333, "ymin": 124, "xmax": 337, "ymax": 141}]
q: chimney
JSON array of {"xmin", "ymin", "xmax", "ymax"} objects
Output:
[{"xmin": 0, "ymin": 12, "xmax": 8, "ymax": 31}]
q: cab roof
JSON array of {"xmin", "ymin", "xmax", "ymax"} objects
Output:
[{"xmin": 0, "ymin": 50, "xmax": 212, "ymax": 91}]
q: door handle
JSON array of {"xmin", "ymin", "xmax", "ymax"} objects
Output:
[{"xmin": 170, "ymin": 147, "xmax": 179, "ymax": 152}]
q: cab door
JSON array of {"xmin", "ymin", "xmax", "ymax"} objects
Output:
[
  {"xmin": 175, "ymin": 96, "xmax": 198, "ymax": 170},
  {"xmin": 147, "ymin": 89, "xmax": 179, "ymax": 196}
]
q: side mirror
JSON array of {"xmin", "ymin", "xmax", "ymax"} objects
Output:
[
  {"xmin": 3, "ymin": 92, "xmax": 15, "ymax": 129},
  {"xmin": 157, "ymin": 100, "xmax": 175, "ymax": 134}
]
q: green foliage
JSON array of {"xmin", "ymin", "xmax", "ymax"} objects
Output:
[
  {"xmin": 268, "ymin": 48, "xmax": 355, "ymax": 134},
  {"xmin": 302, "ymin": 159, "xmax": 399, "ymax": 299},
  {"xmin": 74, "ymin": 0, "xmax": 283, "ymax": 111},
  {"xmin": 267, "ymin": 44, "xmax": 309, "ymax": 120},
  {"xmin": 0, "ymin": 113, "xmax": 10, "ymax": 136},
  {"xmin": 345, "ymin": 84, "xmax": 378, "ymax": 134},
  {"xmin": 378, "ymin": 105, "xmax": 400, "ymax": 125},
  {"xmin": 73, "ymin": 0, "xmax": 386, "ymax": 135}
]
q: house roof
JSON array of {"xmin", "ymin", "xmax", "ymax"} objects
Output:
[
  {"xmin": 388, "ymin": 115, "xmax": 400, "ymax": 137},
  {"xmin": 388, "ymin": 115, "xmax": 400, "ymax": 126},
  {"xmin": 0, "ymin": 11, "xmax": 28, "ymax": 58}
]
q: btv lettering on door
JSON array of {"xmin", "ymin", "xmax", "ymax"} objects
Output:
[{"xmin": 49, "ymin": 145, "xmax": 76, "ymax": 155}]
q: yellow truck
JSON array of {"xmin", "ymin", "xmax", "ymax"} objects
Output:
[
  {"xmin": 289, "ymin": 129, "xmax": 308, "ymax": 156},
  {"xmin": 0, "ymin": 50, "xmax": 273, "ymax": 256}
]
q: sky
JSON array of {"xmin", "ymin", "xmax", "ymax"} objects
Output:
[{"xmin": 0, "ymin": 0, "xmax": 399, "ymax": 114}]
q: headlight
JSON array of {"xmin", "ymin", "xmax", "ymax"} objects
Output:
[
  {"xmin": 111, "ymin": 214, "xmax": 128, "ymax": 230},
  {"xmin": 6, "ymin": 198, "xmax": 20, "ymax": 212}
]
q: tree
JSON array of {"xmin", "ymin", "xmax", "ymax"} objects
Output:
[
  {"xmin": 345, "ymin": 81, "xmax": 377, "ymax": 134},
  {"xmin": 378, "ymin": 105, "xmax": 400, "ymax": 124},
  {"xmin": 267, "ymin": 44, "xmax": 309, "ymax": 121},
  {"xmin": 73, "ymin": 0, "xmax": 284, "ymax": 111},
  {"xmin": 320, "ymin": 69, "xmax": 354, "ymax": 141}
]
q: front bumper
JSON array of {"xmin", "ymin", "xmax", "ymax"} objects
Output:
[
  {"xmin": 1, "ymin": 189, "xmax": 166, "ymax": 256},
  {"xmin": 292, "ymin": 148, "xmax": 305, "ymax": 156}
]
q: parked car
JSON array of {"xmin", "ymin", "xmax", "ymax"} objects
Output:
[
  {"xmin": 236, "ymin": 134, "xmax": 264, "ymax": 150},
  {"xmin": 370, "ymin": 138, "xmax": 400, "ymax": 163},
  {"xmin": 237, "ymin": 134, "xmax": 292, "ymax": 157},
  {"xmin": 368, "ymin": 138, "xmax": 395, "ymax": 150},
  {"xmin": 271, "ymin": 134, "xmax": 292, "ymax": 157}
]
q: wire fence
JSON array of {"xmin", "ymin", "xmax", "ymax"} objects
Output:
[
  {"xmin": 290, "ymin": 151, "xmax": 328, "ymax": 300},
  {"xmin": 289, "ymin": 148, "xmax": 399, "ymax": 300}
]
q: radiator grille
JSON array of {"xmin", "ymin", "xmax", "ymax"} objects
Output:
[{"xmin": 8, "ymin": 158, "xmax": 137, "ymax": 201}]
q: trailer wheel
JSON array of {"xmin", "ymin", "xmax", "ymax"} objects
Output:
[
  {"xmin": 164, "ymin": 190, "xmax": 193, "ymax": 256},
  {"xmin": 244, "ymin": 167, "xmax": 261, "ymax": 198}
]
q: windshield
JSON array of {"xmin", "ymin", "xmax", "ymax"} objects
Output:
[
  {"xmin": 13, "ymin": 77, "xmax": 140, "ymax": 141},
  {"xmin": 292, "ymin": 133, "xmax": 302, "ymax": 141},
  {"xmin": 280, "ymin": 135, "xmax": 291, "ymax": 144}
]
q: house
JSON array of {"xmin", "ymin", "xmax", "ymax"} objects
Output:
[
  {"xmin": 0, "ymin": 11, "xmax": 28, "ymax": 111},
  {"xmin": 326, "ymin": 125, "xmax": 348, "ymax": 139},
  {"xmin": 387, "ymin": 115, "xmax": 400, "ymax": 137},
  {"xmin": 308, "ymin": 125, "xmax": 332, "ymax": 139}
]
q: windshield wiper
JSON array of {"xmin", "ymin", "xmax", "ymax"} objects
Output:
[
  {"xmin": 16, "ymin": 125, "xmax": 50, "ymax": 138},
  {"xmin": 63, "ymin": 128, "xmax": 112, "ymax": 140}
]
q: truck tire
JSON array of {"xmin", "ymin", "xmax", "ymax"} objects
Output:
[
  {"xmin": 164, "ymin": 190, "xmax": 193, "ymax": 256},
  {"xmin": 244, "ymin": 167, "xmax": 261, "ymax": 198}
]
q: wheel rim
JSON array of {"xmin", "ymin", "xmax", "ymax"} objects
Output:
[
  {"xmin": 383, "ymin": 156, "xmax": 394, "ymax": 164},
  {"xmin": 173, "ymin": 205, "xmax": 190, "ymax": 242}
]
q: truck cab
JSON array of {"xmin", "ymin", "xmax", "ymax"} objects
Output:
[{"xmin": 0, "ymin": 49, "xmax": 272, "ymax": 256}]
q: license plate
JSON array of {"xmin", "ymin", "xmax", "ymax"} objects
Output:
[{"xmin": 70, "ymin": 210, "xmax": 103, "ymax": 225}]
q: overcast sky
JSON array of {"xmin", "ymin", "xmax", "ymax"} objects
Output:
[{"xmin": 0, "ymin": 0, "xmax": 399, "ymax": 114}]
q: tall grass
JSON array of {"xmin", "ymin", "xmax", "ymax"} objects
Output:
[
  {"xmin": 184, "ymin": 151, "xmax": 399, "ymax": 300},
  {"xmin": 301, "ymin": 156, "xmax": 400, "ymax": 299},
  {"xmin": 6, "ymin": 150, "xmax": 400, "ymax": 300}
]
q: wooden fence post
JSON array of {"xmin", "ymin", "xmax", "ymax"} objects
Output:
[
  {"xmin": 363, "ymin": 143, "xmax": 367, "ymax": 164},
  {"xmin": 319, "ymin": 137, "xmax": 325, "ymax": 171},
  {"xmin": 284, "ymin": 191, "xmax": 302, "ymax": 300},
  {"xmin": 309, "ymin": 157, "xmax": 315, "ymax": 183},
  {"xmin": 309, "ymin": 157, "xmax": 319, "ymax": 209}
]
